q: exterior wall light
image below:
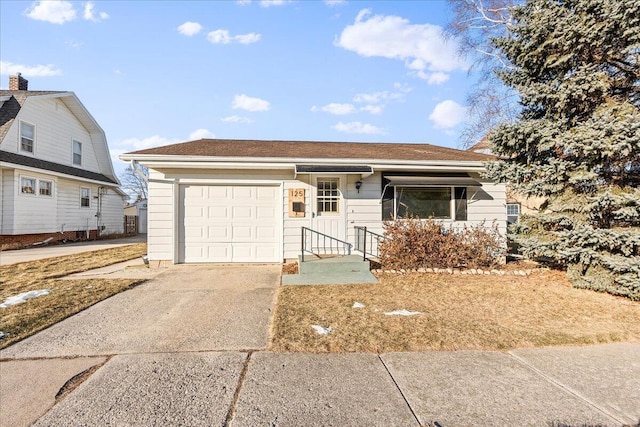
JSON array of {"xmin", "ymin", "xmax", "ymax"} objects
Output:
[{"xmin": 355, "ymin": 180, "xmax": 362, "ymax": 193}]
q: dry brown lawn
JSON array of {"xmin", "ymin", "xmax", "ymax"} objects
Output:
[
  {"xmin": 0, "ymin": 243, "xmax": 147, "ymax": 349},
  {"xmin": 270, "ymin": 270, "xmax": 640, "ymax": 352}
]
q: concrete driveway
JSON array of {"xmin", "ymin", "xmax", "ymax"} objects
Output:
[{"xmin": 1, "ymin": 263, "xmax": 638, "ymax": 427}]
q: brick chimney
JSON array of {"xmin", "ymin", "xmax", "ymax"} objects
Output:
[{"xmin": 9, "ymin": 73, "xmax": 28, "ymax": 91}]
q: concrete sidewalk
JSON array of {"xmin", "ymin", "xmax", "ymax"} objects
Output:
[
  {"xmin": 1, "ymin": 262, "xmax": 638, "ymax": 426},
  {"xmin": 0, "ymin": 234, "xmax": 146, "ymax": 265}
]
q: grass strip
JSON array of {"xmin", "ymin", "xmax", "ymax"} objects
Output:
[{"xmin": 271, "ymin": 270, "xmax": 640, "ymax": 352}]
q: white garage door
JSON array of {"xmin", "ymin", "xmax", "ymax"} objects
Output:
[{"xmin": 179, "ymin": 185, "xmax": 280, "ymax": 263}]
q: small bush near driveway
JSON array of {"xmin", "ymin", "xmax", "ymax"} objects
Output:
[{"xmin": 270, "ymin": 270, "xmax": 640, "ymax": 353}]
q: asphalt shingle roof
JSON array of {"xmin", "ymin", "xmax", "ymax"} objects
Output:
[
  {"xmin": 125, "ymin": 139, "xmax": 494, "ymax": 162},
  {"xmin": 0, "ymin": 90, "xmax": 64, "ymax": 142},
  {"xmin": 0, "ymin": 150, "xmax": 118, "ymax": 184}
]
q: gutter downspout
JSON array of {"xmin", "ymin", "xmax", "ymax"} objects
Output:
[{"xmin": 130, "ymin": 160, "xmax": 149, "ymax": 183}]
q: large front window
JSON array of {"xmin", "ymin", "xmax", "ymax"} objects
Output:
[
  {"xmin": 396, "ymin": 187, "xmax": 451, "ymax": 219},
  {"xmin": 383, "ymin": 185, "xmax": 468, "ymax": 221}
]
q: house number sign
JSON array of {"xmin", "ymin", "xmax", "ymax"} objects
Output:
[{"xmin": 288, "ymin": 188, "xmax": 305, "ymax": 218}]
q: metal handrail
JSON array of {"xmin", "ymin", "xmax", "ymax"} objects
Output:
[
  {"xmin": 301, "ymin": 227, "xmax": 352, "ymax": 262},
  {"xmin": 354, "ymin": 226, "xmax": 384, "ymax": 261}
]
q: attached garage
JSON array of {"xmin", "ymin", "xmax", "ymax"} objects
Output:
[{"xmin": 178, "ymin": 184, "xmax": 281, "ymax": 263}]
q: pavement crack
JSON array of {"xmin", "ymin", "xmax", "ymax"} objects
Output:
[
  {"xmin": 224, "ymin": 350, "xmax": 253, "ymax": 427},
  {"xmin": 55, "ymin": 356, "xmax": 112, "ymax": 402},
  {"xmin": 508, "ymin": 352, "xmax": 624, "ymax": 426},
  {"xmin": 377, "ymin": 353, "xmax": 422, "ymax": 427}
]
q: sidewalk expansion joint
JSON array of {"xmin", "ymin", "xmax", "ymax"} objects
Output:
[
  {"xmin": 377, "ymin": 354, "xmax": 422, "ymax": 427},
  {"xmin": 224, "ymin": 350, "xmax": 253, "ymax": 427},
  {"xmin": 507, "ymin": 352, "xmax": 624, "ymax": 426}
]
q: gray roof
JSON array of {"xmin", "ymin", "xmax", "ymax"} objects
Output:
[
  {"xmin": 0, "ymin": 90, "xmax": 64, "ymax": 142},
  {"xmin": 0, "ymin": 150, "xmax": 118, "ymax": 185}
]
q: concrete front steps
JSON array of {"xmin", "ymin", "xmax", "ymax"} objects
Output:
[{"xmin": 282, "ymin": 254, "xmax": 378, "ymax": 286}]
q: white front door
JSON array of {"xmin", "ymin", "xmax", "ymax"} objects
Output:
[{"xmin": 312, "ymin": 176, "xmax": 346, "ymax": 242}]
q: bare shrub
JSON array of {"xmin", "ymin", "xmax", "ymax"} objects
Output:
[{"xmin": 379, "ymin": 218, "xmax": 505, "ymax": 270}]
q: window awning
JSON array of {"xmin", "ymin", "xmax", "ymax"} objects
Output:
[
  {"xmin": 384, "ymin": 175, "xmax": 482, "ymax": 187},
  {"xmin": 295, "ymin": 165, "xmax": 373, "ymax": 175}
]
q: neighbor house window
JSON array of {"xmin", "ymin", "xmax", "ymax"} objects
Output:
[
  {"xmin": 507, "ymin": 203, "xmax": 521, "ymax": 224},
  {"xmin": 80, "ymin": 187, "xmax": 90, "ymax": 207},
  {"xmin": 21, "ymin": 177, "xmax": 36, "ymax": 195},
  {"xmin": 396, "ymin": 187, "xmax": 451, "ymax": 219},
  {"xmin": 73, "ymin": 140, "xmax": 82, "ymax": 166},
  {"xmin": 317, "ymin": 178, "xmax": 339, "ymax": 213},
  {"xmin": 20, "ymin": 122, "xmax": 35, "ymax": 153},
  {"xmin": 39, "ymin": 180, "xmax": 53, "ymax": 196}
]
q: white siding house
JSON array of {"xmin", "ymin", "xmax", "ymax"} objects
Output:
[
  {"xmin": 0, "ymin": 74, "xmax": 125, "ymax": 246},
  {"xmin": 121, "ymin": 139, "xmax": 506, "ymax": 265}
]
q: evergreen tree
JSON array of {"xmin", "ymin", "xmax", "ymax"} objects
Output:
[{"xmin": 484, "ymin": 0, "xmax": 640, "ymax": 299}]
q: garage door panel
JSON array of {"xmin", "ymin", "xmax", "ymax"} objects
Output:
[
  {"xmin": 232, "ymin": 186, "xmax": 253, "ymax": 199},
  {"xmin": 208, "ymin": 206, "xmax": 228, "ymax": 219},
  {"xmin": 256, "ymin": 187, "xmax": 277, "ymax": 199},
  {"xmin": 232, "ymin": 206, "xmax": 253, "ymax": 219},
  {"xmin": 185, "ymin": 226, "xmax": 206, "ymax": 238},
  {"xmin": 208, "ymin": 226, "xmax": 229, "ymax": 239},
  {"xmin": 256, "ymin": 206, "xmax": 276, "ymax": 219},
  {"xmin": 256, "ymin": 226, "xmax": 277, "ymax": 239},
  {"xmin": 180, "ymin": 185, "xmax": 280, "ymax": 263},
  {"xmin": 231, "ymin": 225, "xmax": 253, "ymax": 239}
]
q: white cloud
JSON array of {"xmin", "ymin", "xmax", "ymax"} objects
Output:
[
  {"xmin": 0, "ymin": 61, "xmax": 62, "ymax": 77},
  {"xmin": 189, "ymin": 128, "xmax": 216, "ymax": 140},
  {"xmin": 232, "ymin": 94, "xmax": 271, "ymax": 112},
  {"xmin": 260, "ymin": 0, "xmax": 289, "ymax": 6},
  {"xmin": 352, "ymin": 87, "xmax": 409, "ymax": 104},
  {"xmin": 429, "ymin": 100, "xmax": 467, "ymax": 129},
  {"xmin": 236, "ymin": 0, "xmax": 252, "ymax": 4},
  {"xmin": 235, "ymin": 33, "xmax": 261, "ymax": 44},
  {"xmin": 25, "ymin": 1, "xmax": 76, "ymax": 24},
  {"xmin": 312, "ymin": 103, "xmax": 356, "ymax": 115},
  {"xmin": 83, "ymin": 2, "xmax": 109, "ymax": 22},
  {"xmin": 336, "ymin": 9, "xmax": 466, "ymax": 83},
  {"xmin": 333, "ymin": 121, "xmax": 384, "ymax": 135},
  {"xmin": 207, "ymin": 29, "xmax": 261, "ymax": 45},
  {"xmin": 360, "ymin": 105, "xmax": 383, "ymax": 115},
  {"xmin": 324, "ymin": 0, "xmax": 346, "ymax": 5},
  {"xmin": 177, "ymin": 21, "xmax": 203, "ymax": 36},
  {"xmin": 426, "ymin": 72, "xmax": 450, "ymax": 85},
  {"xmin": 65, "ymin": 39, "xmax": 83, "ymax": 48},
  {"xmin": 221, "ymin": 115, "xmax": 254, "ymax": 123}
]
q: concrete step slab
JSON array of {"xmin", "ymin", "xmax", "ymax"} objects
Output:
[
  {"xmin": 298, "ymin": 255, "xmax": 371, "ymax": 274},
  {"xmin": 282, "ymin": 270, "xmax": 378, "ymax": 285}
]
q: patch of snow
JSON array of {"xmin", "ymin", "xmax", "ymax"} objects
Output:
[
  {"xmin": 384, "ymin": 309, "xmax": 422, "ymax": 316},
  {"xmin": 0, "ymin": 289, "xmax": 51, "ymax": 308},
  {"xmin": 352, "ymin": 302, "xmax": 365, "ymax": 308},
  {"xmin": 311, "ymin": 325, "xmax": 333, "ymax": 335}
]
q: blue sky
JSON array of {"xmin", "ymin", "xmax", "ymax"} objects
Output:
[{"xmin": 1, "ymin": 0, "xmax": 478, "ymax": 177}]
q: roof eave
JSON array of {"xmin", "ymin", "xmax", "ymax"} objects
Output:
[{"xmin": 120, "ymin": 155, "xmax": 489, "ymax": 173}]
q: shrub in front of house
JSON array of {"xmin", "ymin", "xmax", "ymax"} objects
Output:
[{"xmin": 379, "ymin": 218, "xmax": 505, "ymax": 270}]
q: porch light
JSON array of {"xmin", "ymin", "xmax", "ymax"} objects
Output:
[{"xmin": 355, "ymin": 180, "xmax": 362, "ymax": 193}]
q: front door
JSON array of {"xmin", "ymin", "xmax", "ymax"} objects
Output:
[{"xmin": 312, "ymin": 176, "xmax": 346, "ymax": 242}]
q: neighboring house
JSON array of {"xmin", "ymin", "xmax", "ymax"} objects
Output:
[
  {"xmin": 121, "ymin": 139, "xmax": 506, "ymax": 264},
  {"xmin": 124, "ymin": 199, "xmax": 148, "ymax": 234},
  {"xmin": 468, "ymin": 137, "xmax": 545, "ymax": 224},
  {"xmin": 0, "ymin": 74, "xmax": 125, "ymax": 247}
]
